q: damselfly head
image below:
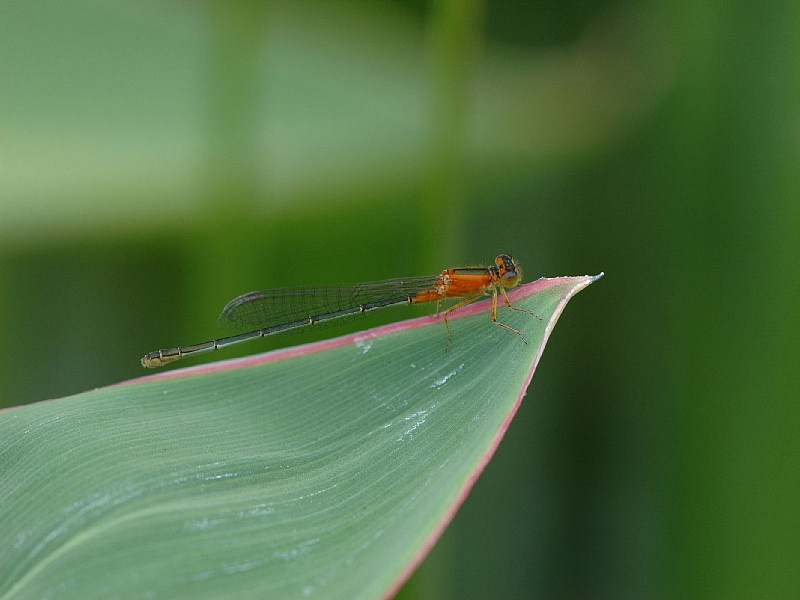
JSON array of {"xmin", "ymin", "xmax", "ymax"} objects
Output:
[{"xmin": 495, "ymin": 254, "xmax": 523, "ymax": 288}]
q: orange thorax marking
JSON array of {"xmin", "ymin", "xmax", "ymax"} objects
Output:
[{"xmin": 410, "ymin": 270, "xmax": 494, "ymax": 304}]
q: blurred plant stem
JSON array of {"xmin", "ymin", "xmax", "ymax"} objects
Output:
[
  {"xmin": 185, "ymin": 1, "xmax": 272, "ymax": 336},
  {"xmin": 418, "ymin": 0, "xmax": 486, "ymax": 271}
]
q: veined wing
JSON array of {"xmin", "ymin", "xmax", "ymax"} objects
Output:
[{"xmin": 218, "ymin": 275, "xmax": 442, "ymax": 334}]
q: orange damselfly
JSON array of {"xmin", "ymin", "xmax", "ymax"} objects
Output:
[{"xmin": 141, "ymin": 254, "xmax": 538, "ymax": 368}]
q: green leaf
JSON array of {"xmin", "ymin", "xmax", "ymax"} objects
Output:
[{"xmin": 0, "ymin": 275, "xmax": 601, "ymax": 600}]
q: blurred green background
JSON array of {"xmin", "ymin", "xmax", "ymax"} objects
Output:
[{"xmin": 2, "ymin": 1, "xmax": 798, "ymax": 598}]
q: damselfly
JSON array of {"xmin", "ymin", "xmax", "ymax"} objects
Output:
[{"xmin": 141, "ymin": 254, "xmax": 538, "ymax": 368}]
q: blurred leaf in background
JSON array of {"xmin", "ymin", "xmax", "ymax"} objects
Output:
[{"xmin": 1, "ymin": 0, "xmax": 798, "ymax": 599}]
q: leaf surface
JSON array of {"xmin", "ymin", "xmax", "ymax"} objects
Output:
[{"xmin": 0, "ymin": 275, "xmax": 601, "ymax": 600}]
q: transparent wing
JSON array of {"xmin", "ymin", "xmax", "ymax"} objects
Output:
[{"xmin": 218, "ymin": 275, "xmax": 441, "ymax": 334}]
